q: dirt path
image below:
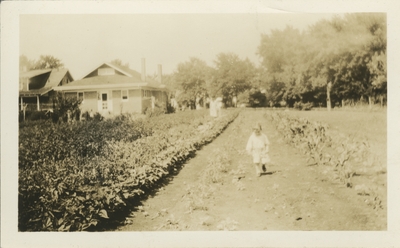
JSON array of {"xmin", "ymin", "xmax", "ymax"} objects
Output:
[{"xmin": 117, "ymin": 110, "xmax": 386, "ymax": 231}]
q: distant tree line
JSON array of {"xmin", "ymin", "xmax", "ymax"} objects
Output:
[
  {"xmin": 166, "ymin": 13, "xmax": 386, "ymax": 110},
  {"xmin": 20, "ymin": 13, "xmax": 386, "ymax": 110},
  {"xmin": 20, "ymin": 55, "xmax": 64, "ymax": 71}
]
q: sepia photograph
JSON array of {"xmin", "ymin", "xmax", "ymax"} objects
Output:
[{"xmin": 1, "ymin": 0, "xmax": 400, "ymax": 247}]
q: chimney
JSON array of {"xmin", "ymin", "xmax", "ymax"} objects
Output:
[
  {"xmin": 141, "ymin": 58, "xmax": 146, "ymax": 82},
  {"xmin": 157, "ymin": 64, "xmax": 162, "ymax": 84}
]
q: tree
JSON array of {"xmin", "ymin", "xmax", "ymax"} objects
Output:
[
  {"xmin": 32, "ymin": 55, "xmax": 64, "ymax": 70},
  {"xmin": 367, "ymin": 51, "xmax": 387, "ymax": 106},
  {"xmin": 257, "ymin": 26, "xmax": 307, "ymax": 107},
  {"xmin": 173, "ymin": 57, "xmax": 211, "ymax": 109},
  {"xmin": 256, "ymin": 13, "xmax": 386, "ymax": 110},
  {"xmin": 19, "ymin": 55, "xmax": 34, "ymax": 71},
  {"xmin": 110, "ymin": 59, "xmax": 129, "ymax": 68},
  {"xmin": 52, "ymin": 92, "xmax": 82, "ymax": 123},
  {"xmin": 213, "ymin": 53, "xmax": 255, "ymax": 106},
  {"xmin": 306, "ymin": 13, "xmax": 386, "ymax": 109}
]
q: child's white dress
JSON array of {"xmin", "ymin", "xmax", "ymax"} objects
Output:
[{"xmin": 246, "ymin": 133, "xmax": 270, "ymax": 164}]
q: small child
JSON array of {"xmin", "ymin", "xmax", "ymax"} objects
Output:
[{"xmin": 246, "ymin": 123, "xmax": 270, "ymax": 177}]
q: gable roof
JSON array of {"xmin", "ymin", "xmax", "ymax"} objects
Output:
[
  {"xmin": 109, "ymin": 63, "xmax": 161, "ymax": 85},
  {"xmin": 20, "ymin": 69, "xmax": 52, "ymax": 78},
  {"xmin": 82, "ymin": 62, "xmax": 136, "ymax": 79},
  {"xmin": 55, "ymin": 62, "xmax": 165, "ymax": 92},
  {"xmin": 19, "ymin": 68, "xmax": 74, "ymax": 96}
]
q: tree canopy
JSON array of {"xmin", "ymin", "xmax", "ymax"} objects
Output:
[
  {"xmin": 31, "ymin": 55, "xmax": 64, "ymax": 70},
  {"xmin": 173, "ymin": 57, "xmax": 211, "ymax": 107},
  {"xmin": 257, "ymin": 13, "xmax": 387, "ymax": 108}
]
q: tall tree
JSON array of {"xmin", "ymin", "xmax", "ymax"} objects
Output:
[
  {"xmin": 257, "ymin": 26, "xmax": 308, "ymax": 107},
  {"xmin": 257, "ymin": 13, "xmax": 386, "ymax": 109},
  {"xmin": 213, "ymin": 53, "xmax": 255, "ymax": 105},
  {"xmin": 32, "ymin": 55, "xmax": 64, "ymax": 70},
  {"xmin": 173, "ymin": 57, "xmax": 211, "ymax": 108}
]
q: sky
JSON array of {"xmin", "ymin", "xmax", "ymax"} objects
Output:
[{"xmin": 20, "ymin": 13, "xmax": 336, "ymax": 79}]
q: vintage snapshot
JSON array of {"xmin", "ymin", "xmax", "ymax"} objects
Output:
[{"xmin": 2, "ymin": 1, "xmax": 399, "ymax": 248}]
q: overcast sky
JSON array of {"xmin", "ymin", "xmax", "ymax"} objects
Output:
[{"xmin": 20, "ymin": 13, "xmax": 335, "ymax": 79}]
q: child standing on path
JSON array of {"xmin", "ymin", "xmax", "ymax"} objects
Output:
[{"xmin": 246, "ymin": 123, "xmax": 270, "ymax": 177}]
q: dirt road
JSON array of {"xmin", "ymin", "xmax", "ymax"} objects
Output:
[{"xmin": 118, "ymin": 110, "xmax": 386, "ymax": 231}]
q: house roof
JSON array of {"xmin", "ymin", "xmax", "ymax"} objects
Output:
[
  {"xmin": 54, "ymin": 75, "xmax": 166, "ymax": 91},
  {"xmin": 19, "ymin": 68, "xmax": 73, "ymax": 96},
  {"xmin": 55, "ymin": 62, "xmax": 166, "ymax": 92},
  {"xmin": 20, "ymin": 69, "xmax": 52, "ymax": 78},
  {"xmin": 47, "ymin": 68, "xmax": 72, "ymax": 88}
]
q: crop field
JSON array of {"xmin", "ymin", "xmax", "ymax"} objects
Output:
[
  {"xmin": 19, "ymin": 108, "xmax": 387, "ymax": 231},
  {"xmin": 18, "ymin": 109, "xmax": 240, "ymax": 231}
]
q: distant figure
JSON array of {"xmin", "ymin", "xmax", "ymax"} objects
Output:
[
  {"xmin": 67, "ymin": 110, "xmax": 72, "ymax": 123},
  {"xmin": 216, "ymin": 97, "xmax": 223, "ymax": 117},
  {"xmin": 246, "ymin": 123, "xmax": 271, "ymax": 177},
  {"xmin": 232, "ymin": 96, "xmax": 237, "ymax": 108},
  {"xmin": 151, "ymin": 96, "xmax": 155, "ymax": 110},
  {"xmin": 196, "ymin": 96, "xmax": 202, "ymax": 110},
  {"xmin": 171, "ymin": 98, "xmax": 179, "ymax": 111},
  {"xmin": 209, "ymin": 98, "xmax": 217, "ymax": 117}
]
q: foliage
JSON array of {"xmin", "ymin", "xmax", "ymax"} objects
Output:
[
  {"xmin": 31, "ymin": 55, "xmax": 64, "ymax": 70},
  {"xmin": 174, "ymin": 57, "xmax": 211, "ymax": 107},
  {"xmin": 248, "ymin": 89, "xmax": 267, "ymax": 108},
  {"xmin": 266, "ymin": 111, "xmax": 375, "ymax": 188},
  {"xmin": 293, "ymin": 102, "xmax": 313, "ymax": 111},
  {"xmin": 257, "ymin": 13, "xmax": 387, "ymax": 108},
  {"xmin": 51, "ymin": 92, "xmax": 82, "ymax": 123},
  {"xmin": 19, "ymin": 109, "xmax": 240, "ymax": 231},
  {"xmin": 110, "ymin": 59, "xmax": 129, "ymax": 67},
  {"xmin": 213, "ymin": 53, "xmax": 256, "ymax": 105},
  {"xmin": 19, "ymin": 110, "xmax": 53, "ymax": 122},
  {"xmin": 20, "ymin": 55, "xmax": 35, "ymax": 71}
]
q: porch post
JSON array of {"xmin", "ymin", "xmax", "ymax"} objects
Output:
[
  {"xmin": 20, "ymin": 97, "xmax": 23, "ymax": 111},
  {"xmin": 37, "ymin": 95, "xmax": 40, "ymax": 111}
]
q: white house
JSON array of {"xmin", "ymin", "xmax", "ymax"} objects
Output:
[{"xmin": 54, "ymin": 59, "xmax": 168, "ymax": 117}]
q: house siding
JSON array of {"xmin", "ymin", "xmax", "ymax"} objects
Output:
[
  {"xmin": 127, "ymin": 89, "xmax": 142, "ymax": 113},
  {"xmin": 82, "ymin": 91, "xmax": 98, "ymax": 113}
]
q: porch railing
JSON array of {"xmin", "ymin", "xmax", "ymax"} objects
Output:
[{"xmin": 19, "ymin": 103, "xmax": 54, "ymax": 112}]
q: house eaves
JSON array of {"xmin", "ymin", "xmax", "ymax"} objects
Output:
[
  {"xmin": 53, "ymin": 82, "xmax": 168, "ymax": 92},
  {"xmin": 81, "ymin": 62, "xmax": 133, "ymax": 79},
  {"xmin": 20, "ymin": 69, "xmax": 52, "ymax": 79}
]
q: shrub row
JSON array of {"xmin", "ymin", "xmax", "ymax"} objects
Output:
[
  {"xmin": 19, "ymin": 110, "xmax": 239, "ymax": 231},
  {"xmin": 266, "ymin": 111, "xmax": 373, "ymax": 187},
  {"xmin": 293, "ymin": 101, "xmax": 313, "ymax": 111},
  {"xmin": 19, "ymin": 110, "xmax": 213, "ymax": 169}
]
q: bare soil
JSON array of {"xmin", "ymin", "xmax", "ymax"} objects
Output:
[{"xmin": 117, "ymin": 109, "xmax": 386, "ymax": 231}]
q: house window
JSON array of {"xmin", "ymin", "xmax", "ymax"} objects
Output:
[
  {"xmin": 78, "ymin": 92, "xmax": 84, "ymax": 102},
  {"xmin": 122, "ymin": 90, "xmax": 128, "ymax": 101},
  {"xmin": 98, "ymin": 68, "xmax": 115, "ymax": 76},
  {"xmin": 143, "ymin": 90, "xmax": 151, "ymax": 98}
]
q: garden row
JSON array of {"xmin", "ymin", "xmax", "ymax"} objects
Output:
[
  {"xmin": 19, "ymin": 110, "xmax": 213, "ymax": 169},
  {"xmin": 265, "ymin": 111, "xmax": 381, "ymax": 192},
  {"xmin": 19, "ymin": 109, "xmax": 240, "ymax": 231}
]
